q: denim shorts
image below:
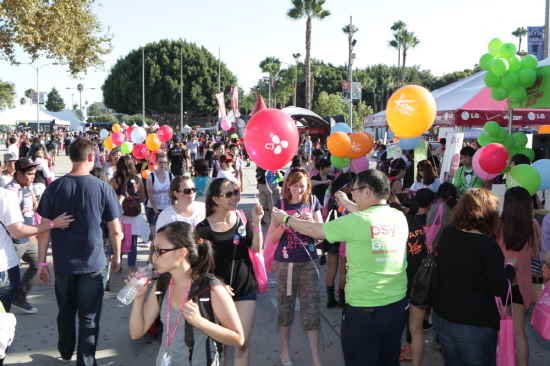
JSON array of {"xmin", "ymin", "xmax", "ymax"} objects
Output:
[
  {"xmin": 145, "ymin": 207, "xmax": 163, "ymax": 226},
  {"xmin": 234, "ymin": 290, "xmax": 257, "ymax": 302}
]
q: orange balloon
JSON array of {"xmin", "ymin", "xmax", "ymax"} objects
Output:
[
  {"xmin": 104, "ymin": 136, "xmax": 115, "ymax": 150},
  {"xmin": 538, "ymin": 125, "xmax": 550, "ymax": 134},
  {"xmin": 362, "ymin": 132, "xmax": 375, "ymax": 153},
  {"xmin": 348, "ymin": 132, "xmax": 370, "ymax": 159},
  {"xmin": 386, "ymin": 85, "xmax": 436, "ymax": 138},
  {"xmin": 145, "ymin": 133, "xmax": 161, "ymax": 151},
  {"xmin": 112, "ymin": 123, "xmax": 121, "ymax": 132},
  {"xmin": 141, "ymin": 169, "xmax": 151, "ymax": 179},
  {"xmin": 327, "ymin": 132, "xmax": 351, "ymax": 158}
]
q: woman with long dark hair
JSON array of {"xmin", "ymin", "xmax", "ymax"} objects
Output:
[
  {"xmin": 426, "ymin": 182, "xmax": 458, "ymax": 229},
  {"xmin": 410, "ymin": 160, "xmax": 441, "ymax": 193},
  {"xmin": 196, "ymin": 178, "xmax": 264, "ymax": 366},
  {"xmin": 104, "ymin": 147, "xmax": 122, "ymax": 181},
  {"xmin": 128, "ymin": 222, "xmax": 244, "ymax": 365},
  {"xmin": 498, "ymin": 187, "xmax": 541, "ymax": 366},
  {"xmin": 193, "ymin": 159, "xmax": 214, "ymax": 202},
  {"xmin": 388, "ymin": 158, "xmax": 407, "ymax": 194}
]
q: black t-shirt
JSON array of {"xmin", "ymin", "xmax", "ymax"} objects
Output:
[
  {"xmin": 256, "ymin": 168, "xmax": 267, "ymax": 184},
  {"xmin": 168, "ymin": 146, "xmax": 185, "ymax": 167},
  {"xmin": 310, "ymin": 173, "xmax": 334, "ymax": 204},
  {"xmin": 433, "ymin": 227, "xmax": 515, "ymax": 330},
  {"xmin": 416, "ymin": 213, "xmax": 427, "ymax": 226},
  {"xmin": 405, "ymin": 216, "xmax": 427, "ymax": 296},
  {"xmin": 208, "ymin": 157, "xmax": 220, "ymax": 178},
  {"xmin": 195, "ymin": 212, "xmax": 256, "ymax": 298},
  {"xmin": 36, "ymin": 174, "xmax": 123, "ymax": 274}
]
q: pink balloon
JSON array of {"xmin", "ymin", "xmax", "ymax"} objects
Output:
[
  {"xmin": 472, "ymin": 148, "xmax": 499, "ymax": 180},
  {"xmin": 349, "ymin": 156, "xmax": 370, "ymax": 173},
  {"xmin": 111, "ymin": 131, "xmax": 125, "ymax": 146},
  {"xmin": 244, "ymin": 109, "xmax": 299, "ymax": 171},
  {"xmin": 479, "ymin": 143, "xmax": 509, "ymax": 174},
  {"xmin": 127, "ymin": 126, "xmax": 136, "ymax": 142},
  {"xmin": 157, "ymin": 125, "xmax": 174, "ymax": 142},
  {"xmin": 221, "ymin": 119, "xmax": 231, "ymax": 131}
]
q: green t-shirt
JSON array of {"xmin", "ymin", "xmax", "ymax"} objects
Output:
[
  {"xmin": 453, "ymin": 166, "xmax": 484, "ymax": 194},
  {"xmin": 323, "ymin": 205, "xmax": 408, "ymax": 307}
]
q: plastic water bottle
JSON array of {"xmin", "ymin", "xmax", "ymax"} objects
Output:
[{"xmin": 117, "ymin": 264, "xmax": 153, "ymax": 305}]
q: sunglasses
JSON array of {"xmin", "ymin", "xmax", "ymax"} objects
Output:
[
  {"xmin": 153, "ymin": 247, "xmax": 180, "ymax": 257},
  {"xmin": 176, "ymin": 187, "xmax": 197, "ymax": 195},
  {"xmin": 218, "ymin": 189, "xmax": 240, "ymax": 199}
]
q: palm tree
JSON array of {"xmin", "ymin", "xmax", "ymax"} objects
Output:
[
  {"xmin": 259, "ymin": 57, "xmax": 281, "ymax": 108},
  {"xmin": 400, "ymin": 30, "xmax": 420, "ymax": 85},
  {"xmin": 341, "ymin": 24, "xmax": 359, "ymax": 34},
  {"xmin": 512, "ymin": 27, "xmax": 528, "ymax": 53},
  {"xmin": 24, "ymin": 88, "xmax": 35, "ymax": 105},
  {"xmin": 287, "ymin": 0, "xmax": 331, "ymax": 110},
  {"xmin": 20, "ymin": 97, "xmax": 26, "ymax": 105},
  {"xmin": 388, "ymin": 20, "xmax": 406, "ymax": 86}
]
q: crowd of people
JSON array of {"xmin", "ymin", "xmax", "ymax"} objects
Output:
[{"xmin": 0, "ymin": 128, "xmax": 550, "ymax": 366}]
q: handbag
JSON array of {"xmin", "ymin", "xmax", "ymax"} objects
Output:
[
  {"xmin": 410, "ymin": 249, "xmax": 438, "ymax": 306},
  {"xmin": 531, "ymin": 278, "xmax": 550, "ymax": 340},
  {"xmin": 496, "ymin": 281, "xmax": 515, "ymax": 366},
  {"xmin": 236, "ymin": 210, "xmax": 268, "ymax": 293},
  {"xmin": 121, "ymin": 221, "xmax": 132, "ymax": 254},
  {"xmin": 425, "ymin": 203, "xmax": 444, "ymax": 252}
]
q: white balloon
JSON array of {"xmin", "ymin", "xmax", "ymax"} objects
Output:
[
  {"xmin": 131, "ymin": 127, "xmax": 147, "ymax": 143},
  {"xmin": 99, "ymin": 129, "xmax": 109, "ymax": 138}
]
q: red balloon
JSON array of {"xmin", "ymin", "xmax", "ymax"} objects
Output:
[
  {"xmin": 472, "ymin": 147, "xmax": 499, "ymax": 180},
  {"xmin": 111, "ymin": 131, "xmax": 125, "ymax": 146},
  {"xmin": 127, "ymin": 126, "xmax": 136, "ymax": 142},
  {"xmin": 150, "ymin": 149, "xmax": 163, "ymax": 165},
  {"xmin": 157, "ymin": 125, "xmax": 174, "ymax": 142},
  {"xmin": 244, "ymin": 109, "xmax": 299, "ymax": 171},
  {"xmin": 478, "ymin": 143, "xmax": 510, "ymax": 174},
  {"xmin": 132, "ymin": 143, "xmax": 150, "ymax": 160}
]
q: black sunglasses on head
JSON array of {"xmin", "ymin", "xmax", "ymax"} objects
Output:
[
  {"xmin": 176, "ymin": 187, "xmax": 197, "ymax": 195},
  {"xmin": 218, "ymin": 189, "xmax": 240, "ymax": 199}
]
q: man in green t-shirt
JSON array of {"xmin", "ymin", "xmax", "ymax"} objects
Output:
[
  {"xmin": 453, "ymin": 146, "xmax": 484, "ymax": 196},
  {"xmin": 272, "ymin": 169, "xmax": 409, "ymax": 365}
]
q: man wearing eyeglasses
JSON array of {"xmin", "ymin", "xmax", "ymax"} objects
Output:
[{"xmin": 271, "ymin": 169, "xmax": 409, "ymax": 365}]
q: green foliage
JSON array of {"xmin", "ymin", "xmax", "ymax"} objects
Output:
[
  {"xmin": 103, "ymin": 39, "xmax": 238, "ymax": 126},
  {"xmin": 73, "ymin": 108, "xmax": 84, "ymax": 121},
  {"xmin": 87, "ymin": 103, "xmax": 100, "ymax": 117},
  {"xmin": 121, "ymin": 114, "xmax": 155, "ymax": 127},
  {"xmin": 20, "ymin": 97, "xmax": 25, "ymax": 105},
  {"xmin": 90, "ymin": 113, "xmax": 118, "ymax": 123},
  {"xmin": 0, "ymin": 79, "xmax": 15, "ymax": 109},
  {"xmin": 313, "ymin": 91, "xmax": 373, "ymax": 132},
  {"xmin": 45, "ymin": 87, "xmax": 65, "ymax": 112},
  {"xmin": 431, "ymin": 69, "xmax": 476, "ymax": 90},
  {"xmin": 0, "ymin": 0, "xmax": 113, "ymax": 75}
]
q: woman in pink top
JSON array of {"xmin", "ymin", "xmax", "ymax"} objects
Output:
[{"xmin": 498, "ymin": 187, "xmax": 540, "ymax": 366}]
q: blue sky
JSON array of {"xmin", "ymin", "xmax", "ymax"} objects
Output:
[{"xmin": 2, "ymin": 0, "xmax": 546, "ymax": 111}]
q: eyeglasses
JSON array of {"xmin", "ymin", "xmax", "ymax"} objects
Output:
[
  {"xmin": 176, "ymin": 187, "xmax": 197, "ymax": 195},
  {"xmin": 153, "ymin": 247, "xmax": 180, "ymax": 257},
  {"xmin": 218, "ymin": 189, "xmax": 240, "ymax": 199},
  {"xmin": 157, "ymin": 161, "xmax": 168, "ymax": 164},
  {"xmin": 350, "ymin": 184, "xmax": 374, "ymax": 193}
]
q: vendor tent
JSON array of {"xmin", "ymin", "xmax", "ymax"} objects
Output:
[
  {"xmin": 40, "ymin": 108, "xmax": 83, "ymax": 131},
  {"xmin": 365, "ymin": 57, "xmax": 550, "ymax": 129},
  {"xmin": 0, "ymin": 105, "xmax": 70, "ymax": 127}
]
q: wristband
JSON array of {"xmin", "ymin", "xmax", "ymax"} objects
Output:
[
  {"xmin": 38, "ymin": 262, "xmax": 50, "ymax": 267},
  {"xmin": 49, "ymin": 221, "xmax": 55, "ymax": 229},
  {"xmin": 253, "ymin": 228, "xmax": 261, "ymax": 232},
  {"xmin": 506, "ymin": 262, "xmax": 516, "ymax": 269},
  {"xmin": 283, "ymin": 215, "xmax": 291, "ymax": 225}
]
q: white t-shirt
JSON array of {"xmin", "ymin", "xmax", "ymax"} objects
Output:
[
  {"xmin": 156, "ymin": 203, "xmax": 206, "ymax": 230},
  {"xmin": 7, "ymin": 144, "xmax": 18, "ymax": 156},
  {"xmin": 217, "ymin": 169, "xmax": 237, "ymax": 183},
  {"xmin": 147, "ymin": 172, "xmax": 172, "ymax": 210},
  {"xmin": 410, "ymin": 178, "xmax": 441, "ymax": 193},
  {"xmin": 0, "ymin": 189, "xmax": 24, "ymax": 271},
  {"xmin": 0, "ymin": 174, "xmax": 13, "ymax": 188},
  {"xmin": 34, "ymin": 157, "xmax": 53, "ymax": 179},
  {"xmin": 187, "ymin": 140, "xmax": 199, "ymax": 154},
  {"xmin": 104, "ymin": 162, "xmax": 116, "ymax": 181}
]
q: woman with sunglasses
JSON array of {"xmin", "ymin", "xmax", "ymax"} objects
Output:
[
  {"xmin": 128, "ymin": 221, "xmax": 244, "ymax": 365},
  {"xmin": 266, "ymin": 168, "xmax": 323, "ymax": 366},
  {"xmin": 196, "ymin": 178, "xmax": 264, "ymax": 366},
  {"xmin": 217, "ymin": 154, "xmax": 241, "ymax": 189},
  {"xmin": 156, "ymin": 176, "xmax": 206, "ymax": 231},
  {"xmin": 410, "ymin": 160, "xmax": 441, "ymax": 194}
]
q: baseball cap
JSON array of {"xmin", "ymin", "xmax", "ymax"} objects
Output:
[
  {"xmin": 3, "ymin": 152, "xmax": 17, "ymax": 162},
  {"xmin": 15, "ymin": 158, "xmax": 39, "ymax": 171}
]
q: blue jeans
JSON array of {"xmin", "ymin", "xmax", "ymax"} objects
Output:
[
  {"xmin": 54, "ymin": 268, "xmax": 106, "ymax": 366},
  {"xmin": 341, "ymin": 297, "xmax": 408, "ymax": 366},
  {"xmin": 122, "ymin": 235, "xmax": 138, "ymax": 268},
  {"xmin": 433, "ymin": 312, "xmax": 497, "ymax": 366},
  {"xmin": 0, "ymin": 266, "xmax": 21, "ymax": 312}
]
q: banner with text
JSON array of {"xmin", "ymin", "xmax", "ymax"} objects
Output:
[
  {"xmin": 439, "ymin": 133, "xmax": 464, "ymax": 184},
  {"xmin": 342, "ymin": 82, "xmax": 351, "ymax": 103}
]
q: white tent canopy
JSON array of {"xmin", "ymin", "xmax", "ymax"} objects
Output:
[
  {"xmin": 0, "ymin": 105, "xmax": 70, "ymax": 126},
  {"xmin": 40, "ymin": 108, "xmax": 84, "ymax": 131}
]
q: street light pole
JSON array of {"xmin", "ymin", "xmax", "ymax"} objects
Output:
[
  {"xmin": 347, "ymin": 16, "xmax": 357, "ymax": 132},
  {"xmin": 292, "ymin": 53, "xmax": 301, "ymax": 106},
  {"xmin": 66, "ymin": 87, "xmax": 95, "ymax": 120},
  {"xmin": 181, "ymin": 47, "xmax": 184, "ymax": 132}
]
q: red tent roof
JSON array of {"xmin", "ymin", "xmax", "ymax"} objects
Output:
[{"xmin": 250, "ymin": 94, "xmax": 267, "ymax": 116}]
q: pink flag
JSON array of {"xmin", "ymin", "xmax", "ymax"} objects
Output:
[
  {"xmin": 216, "ymin": 92, "xmax": 227, "ymax": 121},
  {"xmin": 230, "ymin": 87, "xmax": 240, "ymax": 118}
]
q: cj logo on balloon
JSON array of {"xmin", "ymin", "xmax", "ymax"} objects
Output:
[{"xmin": 265, "ymin": 135, "xmax": 289, "ymax": 155}]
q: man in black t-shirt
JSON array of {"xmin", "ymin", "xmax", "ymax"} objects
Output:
[
  {"xmin": 167, "ymin": 142, "xmax": 186, "ymax": 175},
  {"xmin": 208, "ymin": 142, "xmax": 225, "ymax": 177}
]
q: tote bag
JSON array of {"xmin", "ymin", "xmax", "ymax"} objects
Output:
[
  {"xmin": 496, "ymin": 281, "xmax": 515, "ymax": 366},
  {"xmin": 531, "ymin": 282, "xmax": 550, "ymax": 340},
  {"xmin": 264, "ymin": 200, "xmax": 285, "ymax": 273},
  {"xmin": 121, "ymin": 222, "xmax": 133, "ymax": 254},
  {"xmin": 236, "ymin": 210, "xmax": 268, "ymax": 293},
  {"xmin": 425, "ymin": 203, "xmax": 444, "ymax": 252}
]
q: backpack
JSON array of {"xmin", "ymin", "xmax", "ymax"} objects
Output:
[{"xmin": 120, "ymin": 179, "xmax": 141, "ymax": 217}]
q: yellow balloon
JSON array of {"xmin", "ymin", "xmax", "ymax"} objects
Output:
[
  {"xmin": 104, "ymin": 136, "xmax": 115, "ymax": 150},
  {"xmin": 145, "ymin": 133, "xmax": 161, "ymax": 151},
  {"xmin": 386, "ymin": 85, "xmax": 436, "ymax": 139},
  {"xmin": 112, "ymin": 123, "xmax": 121, "ymax": 132}
]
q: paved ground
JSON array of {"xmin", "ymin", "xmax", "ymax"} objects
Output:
[{"xmin": 2, "ymin": 146, "xmax": 550, "ymax": 365}]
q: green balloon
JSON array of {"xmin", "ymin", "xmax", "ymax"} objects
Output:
[
  {"xmin": 502, "ymin": 134, "xmax": 515, "ymax": 149},
  {"xmin": 478, "ymin": 132, "xmax": 490, "ymax": 146},
  {"xmin": 479, "ymin": 53, "xmax": 495, "ymax": 71},
  {"xmin": 121, "ymin": 141, "xmax": 133, "ymax": 154},
  {"xmin": 501, "ymin": 72, "xmax": 519, "ymax": 88},
  {"xmin": 488, "ymin": 38, "xmax": 503, "ymax": 57},
  {"xmin": 330, "ymin": 155, "xmax": 350, "ymax": 169},
  {"xmin": 491, "ymin": 58, "xmax": 509, "ymax": 76},
  {"xmin": 519, "ymin": 69, "xmax": 536, "ymax": 86},
  {"xmin": 509, "ymin": 86, "xmax": 527, "ymax": 103},
  {"xmin": 486, "ymin": 138, "xmax": 496, "ymax": 145},
  {"xmin": 484, "ymin": 72, "xmax": 501, "ymax": 88},
  {"xmin": 517, "ymin": 147, "xmax": 535, "ymax": 162},
  {"xmin": 521, "ymin": 54, "xmax": 538, "ymax": 70},
  {"xmin": 496, "ymin": 127, "xmax": 507, "ymax": 142},
  {"xmin": 506, "ymin": 164, "xmax": 541, "ymax": 195},
  {"xmin": 513, "ymin": 132, "xmax": 528, "ymax": 148},
  {"xmin": 500, "ymin": 43, "xmax": 517, "ymax": 59},
  {"xmin": 483, "ymin": 121, "xmax": 501, "ymax": 137},
  {"xmin": 508, "ymin": 55, "xmax": 522, "ymax": 73},
  {"xmin": 491, "ymin": 87, "xmax": 509, "ymax": 101}
]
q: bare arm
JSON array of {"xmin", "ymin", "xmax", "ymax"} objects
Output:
[
  {"xmin": 138, "ymin": 179, "xmax": 145, "ymax": 203},
  {"xmin": 146, "ymin": 177, "xmax": 157, "ymax": 213},
  {"xmin": 129, "ymin": 281, "xmax": 160, "ymax": 339},
  {"xmin": 250, "ymin": 203, "xmax": 264, "ymax": 253},
  {"xmin": 7, "ymin": 213, "xmax": 73, "ymax": 239},
  {"xmin": 107, "ymin": 219, "xmax": 123, "ymax": 273},
  {"xmin": 271, "ymin": 207, "xmax": 326, "ymax": 240},
  {"xmin": 36, "ymin": 229, "xmax": 52, "ymax": 284}
]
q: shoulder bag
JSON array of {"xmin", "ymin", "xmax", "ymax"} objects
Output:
[{"xmin": 236, "ymin": 209, "xmax": 268, "ymax": 293}]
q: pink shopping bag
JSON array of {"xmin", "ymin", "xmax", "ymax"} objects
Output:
[
  {"xmin": 121, "ymin": 222, "xmax": 132, "ymax": 254},
  {"xmin": 496, "ymin": 281, "xmax": 515, "ymax": 366},
  {"xmin": 532, "ymin": 282, "xmax": 550, "ymax": 340}
]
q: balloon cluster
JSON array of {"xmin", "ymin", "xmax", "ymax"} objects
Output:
[
  {"xmin": 327, "ymin": 123, "xmax": 374, "ymax": 173},
  {"xmin": 477, "ymin": 121, "xmax": 534, "ymax": 163},
  {"xmin": 480, "ymin": 38, "xmax": 539, "ymax": 103}
]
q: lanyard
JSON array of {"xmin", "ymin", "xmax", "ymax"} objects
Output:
[{"xmin": 166, "ymin": 278, "xmax": 192, "ymax": 349}]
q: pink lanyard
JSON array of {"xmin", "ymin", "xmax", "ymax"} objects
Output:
[{"xmin": 166, "ymin": 278, "xmax": 192, "ymax": 349}]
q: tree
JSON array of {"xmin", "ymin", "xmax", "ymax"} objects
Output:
[
  {"xmin": 88, "ymin": 103, "xmax": 101, "ymax": 117},
  {"xmin": 0, "ymin": 0, "xmax": 113, "ymax": 75},
  {"xmin": 259, "ymin": 56, "xmax": 281, "ymax": 108},
  {"xmin": 45, "ymin": 87, "xmax": 65, "ymax": 112},
  {"xmin": 24, "ymin": 88, "xmax": 35, "ymax": 105},
  {"xmin": 388, "ymin": 20, "xmax": 407, "ymax": 86},
  {"xmin": 313, "ymin": 91, "xmax": 346, "ymax": 118},
  {"xmin": 93, "ymin": 113, "xmax": 118, "ymax": 123},
  {"xmin": 512, "ymin": 27, "xmax": 528, "ymax": 53},
  {"xmin": 72, "ymin": 105, "xmax": 84, "ymax": 121},
  {"xmin": 287, "ymin": 0, "xmax": 331, "ymax": 110},
  {"xmin": 20, "ymin": 97, "xmax": 25, "ymax": 105},
  {"xmin": 121, "ymin": 114, "xmax": 156, "ymax": 127},
  {"xmin": 0, "ymin": 80, "xmax": 15, "ymax": 109},
  {"xmin": 103, "ymin": 39, "xmax": 238, "ymax": 127},
  {"xmin": 400, "ymin": 30, "xmax": 420, "ymax": 85}
]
